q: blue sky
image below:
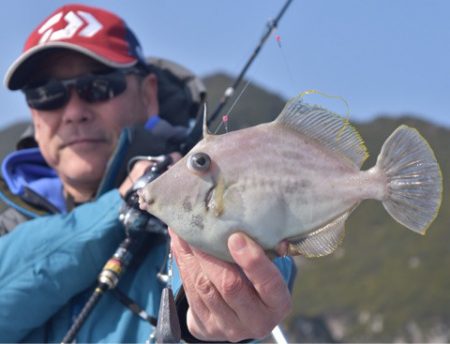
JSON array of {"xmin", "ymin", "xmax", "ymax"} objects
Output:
[{"xmin": 1, "ymin": 0, "xmax": 449, "ymax": 130}]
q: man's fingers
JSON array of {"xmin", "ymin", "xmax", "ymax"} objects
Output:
[
  {"xmin": 190, "ymin": 235, "xmax": 288, "ymax": 339},
  {"xmin": 170, "ymin": 231, "xmax": 292, "ymax": 342},
  {"xmin": 170, "ymin": 231, "xmax": 246, "ymax": 341},
  {"xmin": 190, "ymin": 244, "xmax": 259, "ymax": 311},
  {"xmin": 169, "ymin": 231, "xmax": 209, "ymax": 317},
  {"xmin": 228, "ymin": 233, "xmax": 292, "ymax": 314}
]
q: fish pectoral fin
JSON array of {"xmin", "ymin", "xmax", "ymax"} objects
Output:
[{"xmin": 287, "ymin": 211, "xmax": 350, "ymax": 258}]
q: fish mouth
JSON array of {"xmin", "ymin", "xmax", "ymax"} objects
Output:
[{"xmin": 138, "ymin": 189, "xmax": 154, "ymax": 210}]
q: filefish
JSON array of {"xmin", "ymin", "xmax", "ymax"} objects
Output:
[{"xmin": 138, "ymin": 96, "xmax": 442, "ymax": 262}]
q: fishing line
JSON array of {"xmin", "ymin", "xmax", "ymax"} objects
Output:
[
  {"xmin": 213, "ymin": 78, "xmax": 252, "ymax": 134},
  {"xmin": 273, "ymin": 27, "xmax": 298, "ymax": 91},
  {"xmin": 272, "ymin": 26, "xmax": 351, "ymax": 141},
  {"xmin": 212, "ymin": 20, "xmax": 293, "ymax": 135},
  {"xmin": 300, "ymin": 89, "xmax": 351, "ymax": 118},
  {"xmin": 299, "ymin": 89, "xmax": 352, "ymax": 140},
  {"xmin": 181, "ymin": 0, "xmax": 293, "ymax": 155},
  {"xmin": 222, "ymin": 114, "xmax": 229, "ymax": 133}
]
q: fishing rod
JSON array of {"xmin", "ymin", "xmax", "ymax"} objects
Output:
[
  {"xmin": 209, "ymin": 0, "xmax": 293, "ymax": 125},
  {"xmin": 181, "ymin": 0, "xmax": 293, "ymax": 155},
  {"xmin": 61, "ymin": 156, "xmax": 172, "ymax": 344}
]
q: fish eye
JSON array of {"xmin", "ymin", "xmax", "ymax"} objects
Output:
[{"xmin": 187, "ymin": 152, "xmax": 211, "ymax": 173}]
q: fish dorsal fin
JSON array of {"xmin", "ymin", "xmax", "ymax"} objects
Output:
[
  {"xmin": 287, "ymin": 211, "xmax": 350, "ymax": 258},
  {"xmin": 202, "ymin": 102, "xmax": 210, "ymax": 137},
  {"xmin": 275, "ymin": 96, "xmax": 369, "ymax": 168}
]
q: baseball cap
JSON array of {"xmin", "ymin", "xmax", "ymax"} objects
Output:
[{"xmin": 5, "ymin": 3, "xmax": 146, "ymax": 90}]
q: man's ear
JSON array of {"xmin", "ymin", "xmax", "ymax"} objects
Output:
[{"xmin": 141, "ymin": 73, "xmax": 159, "ymax": 118}]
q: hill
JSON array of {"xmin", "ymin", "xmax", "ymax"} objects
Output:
[
  {"xmin": 0, "ymin": 121, "xmax": 30, "ymax": 161},
  {"xmin": 289, "ymin": 116, "xmax": 450, "ymax": 343}
]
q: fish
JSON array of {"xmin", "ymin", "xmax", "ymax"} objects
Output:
[{"xmin": 138, "ymin": 95, "xmax": 443, "ymax": 262}]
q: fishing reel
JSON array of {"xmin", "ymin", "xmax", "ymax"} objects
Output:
[
  {"xmin": 119, "ymin": 154, "xmax": 173, "ymax": 237},
  {"xmin": 97, "ymin": 154, "xmax": 174, "ymax": 297}
]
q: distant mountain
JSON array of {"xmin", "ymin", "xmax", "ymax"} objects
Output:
[
  {"xmin": 289, "ymin": 116, "xmax": 450, "ymax": 343},
  {"xmin": 0, "ymin": 121, "xmax": 30, "ymax": 161}
]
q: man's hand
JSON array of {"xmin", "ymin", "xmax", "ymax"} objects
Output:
[
  {"xmin": 119, "ymin": 160, "xmax": 152, "ymax": 197},
  {"xmin": 170, "ymin": 230, "xmax": 293, "ymax": 342},
  {"xmin": 119, "ymin": 153, "xmax": 182, "ymax": 197}
]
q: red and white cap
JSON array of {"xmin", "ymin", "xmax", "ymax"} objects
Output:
[{"xmin": 5, "ymin": 3, "xmax": 146, "ymax": 90}]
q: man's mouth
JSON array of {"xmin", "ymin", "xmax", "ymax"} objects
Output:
[{"xmin": 62, "ymin": 138, "xmax": 105, "ymax": 148}]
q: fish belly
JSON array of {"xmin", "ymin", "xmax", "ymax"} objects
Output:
[{"xmin": 235, "ymin": 171, "xmax": 362, "ymax": 248}]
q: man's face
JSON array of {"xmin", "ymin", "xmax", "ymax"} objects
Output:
[{"xmin": 29, "ymin": 52, "xmax": 156, "ymax": 198}]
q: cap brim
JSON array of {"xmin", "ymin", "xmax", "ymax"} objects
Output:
[{"xmin": 5, "ymin": 41, "xmax": 138, "ymax": 90}]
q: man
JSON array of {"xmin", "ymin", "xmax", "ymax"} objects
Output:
[{"xmin": 0, "ymin": 4, "xmax": 295, "ymax": 342}]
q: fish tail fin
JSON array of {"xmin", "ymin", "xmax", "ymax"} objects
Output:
[{"xmin": 377, "ymin": 125, "xmax": 442, "ymax": 234}]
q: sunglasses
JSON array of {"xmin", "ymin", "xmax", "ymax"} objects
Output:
[{"xmin": 22, "ymin": 68, "xmax": 145, "ymax": 111}]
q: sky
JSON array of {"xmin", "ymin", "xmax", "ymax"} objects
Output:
[{"xmin": 0, "ymin": 0, "xmax": 449, "ymax": 130}]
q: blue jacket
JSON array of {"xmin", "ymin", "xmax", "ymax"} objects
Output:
[{"xmin": 0, "ymin": 130, "xmax": 296, "ymax": 343}]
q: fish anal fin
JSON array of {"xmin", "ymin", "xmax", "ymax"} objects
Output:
[{"xmin": 287, "ymin": 211, "xmax": 350, "ymax": 258}]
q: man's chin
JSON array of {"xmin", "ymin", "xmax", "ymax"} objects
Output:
[
  {"xmin": 56, "ymin": 147, "xmax": 111, "ymax": 185},
  {"xmin": 61, "ymin": 160, "xmax": 106, "ymax": 183}
]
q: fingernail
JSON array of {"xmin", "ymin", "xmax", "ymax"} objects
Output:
[{"xmin": 229, "ymin": 233, "xmax": 247, "ymax": 253}]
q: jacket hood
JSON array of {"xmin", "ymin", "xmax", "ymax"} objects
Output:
[{"xmin": 1, "ymin": 148, "xmax": 66, "ymax": 212}]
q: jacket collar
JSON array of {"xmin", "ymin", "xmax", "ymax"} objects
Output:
[{"xmin": 1, "ymin": 148, "xmax": 66, "ymax": 213}]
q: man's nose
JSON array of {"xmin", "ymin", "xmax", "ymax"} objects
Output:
[{"xmin": 61, "ymin": 89, "xmax": 93, "ymax": 123}]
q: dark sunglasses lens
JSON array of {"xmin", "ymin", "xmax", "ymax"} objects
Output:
[
  {"xmin": 76, "ymin": 72, "xmax": 127, "ymax": 103},
  {"xmin": 25, "ymin": 80, "xmax": 69, "ymax": 110},
  {"xmin": 24, "ymin": 70, "xmax": 129, "ymax": 110}
]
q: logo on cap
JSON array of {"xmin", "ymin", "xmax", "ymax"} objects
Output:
[{"xmin": 38, "ymin": 10, "xmax": 102, "ymax": 44}]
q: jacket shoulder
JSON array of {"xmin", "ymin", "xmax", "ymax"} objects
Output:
[{"xmin": 0, "ymin": 177, "xmax": 48, "ymax": 235}]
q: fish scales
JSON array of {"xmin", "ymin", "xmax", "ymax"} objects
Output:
[
  {"xmin": 199, "ymin": 125, "xmax": 363, "ymax": 236},
  {"xmin": 239, "ymin": 131, "xmax": 357, "ymax": 227},
  {"xmin": 139, "ymin": 97, "xmax": 442, "ymax": 261}
]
